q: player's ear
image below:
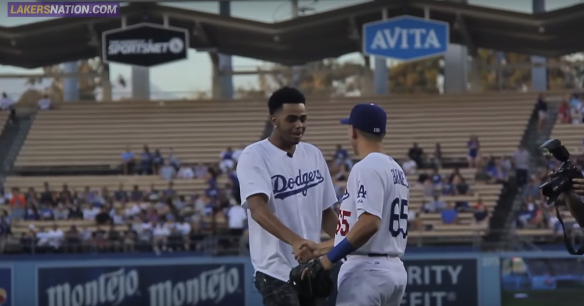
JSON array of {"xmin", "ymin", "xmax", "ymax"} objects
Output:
[
  {"xmin": 351, "ymin": 126, "xmax": 358, "ymax": 140},
  {"xmin": 270, "ymin": 115, "xmax": 277, "ymax": 127}
]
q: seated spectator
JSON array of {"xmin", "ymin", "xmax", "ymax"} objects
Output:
[
  {"xmin": 39, "ymin": 204, "xmax": 54, "ymax": 220},
  {"xmin": 402, "ymin": 156, "xmax": 417, "ymax": 175},
  {"xmin": 152, "ymin": 220, "xmax": 170, "ymax": 252},
  {"xmin": 146, "ymin": 184, "xmax": 159, "ymax": 201},
  {"xmin": 432, "ymin": 143, "xmax": 443, "ymax": 169},
  {"xmin": 68, "ymin": 204, "xmax": 83, "ymax": 220},
  {"xmin": 423, "ymin": 195, "xmax": 446, "ymax": 213},
  {"xmin": 523, "ymin": 176, "xmax": 540, "ymax": 200},
  {"xmin": 570, "ymin": 95, "xmax": 582, "ymax": 124},
  {"xmin": 423, "ymin": 178, "xmax": 434, "ymax": 197},
  {"xmin": 194, "ymin": 162, "xmax": 208, "ymax": 179},
  {"xmin": 121, "ymin": 147, "xmax": 135, "ymax": 175},
  {"xmin": 168, "ymin": 148, "xmax": 180, "ymax": 170},
  {"xmin": 38, "ymin": 94, "xmax": 52, "ymax": 110},
  {"xmin": 160, "ymin": 161, "xmax": 176, "ymax": 181},
  {"xmin": 176, "ymin": 166, "xmax": 195, "ymax": 179},
  {"xmin": 9, "ymin": 188, "xmax": 26, "ymax": 220},
  {"xmin": 130, "ymin": 185, "xmax": 143, "ymax": 202},
  {"xmin": 152, "ymin": 148, "xmax": 164, "ymax": 175},
  {"xmin": 164, "ymin": 181, "xmax": 176, "ymax": 198},
  {"xmin": 453, "ymin": 175, "xmax": 469, "ymax": 195},
  {"xmin": 95, "ymin": 207, "xmax": 112, "ymax": 225},
  {"xmin": 440, "ymin": 203, "xmax": 458, "ymax": 224},
  {"xmin": 486, "ymin": 158, "xmax": 508, "ymax": 184},
  {"xmin": 140, "ymin": 145, "xmax": 153, "ymax": 175},
  {"xmin": 114, "ymin": 184, "xmax": 128, "ymax": 202},
  {"xmin": 24, "ymin": 205, "xmax": 40, "ymax": 220},
  {"xmin": 108, "ymin": 224, "xmax": 122, "ymax": 252},
  {"xmin": 558, "ymin": 100, "xmax": 571, "ymax": 124},
  {"xmin": 334, "ymin": 144, "xmax": 353, "ymax": 169},
  {"xmin": 431, "ymin": 168, "xmax": 442, "ymax": 188},
  {"xmin": 473, "ymin": 199, "xmax": 489, "ymax": 225},
  {"xmin": 46, "ymin": 224, "xmax": 64, "ymax": 252},
  {"xmin": 82, "ymin": 204, "xmax": 100, "ymax": 221},
  {"xmin": 536, "ymin": 93, "xmax": 548, "ymax": 132},
  {"xmin": 467, "ymin": 135, "xmax": 481, "ymax": 168},
  {"xmin": 175, "ymin": 218, "xmax": 191, "ymax": 250},
  {"xmin": 408, "ymin": 143, "xmax": 424, "ymax": 168},
  {"xmin": 441, "ymin": 178, "xmax": 455, "ymax": 196},
  {"xmin": 39, "ymin": 183, "xmax": 55, "ymax": 206},
  {"xmin": 219, "ymin": 147, "xmax": 235, "ymax": 174}
]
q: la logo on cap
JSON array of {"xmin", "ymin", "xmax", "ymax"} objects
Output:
[{"xmin": 374, "ymin": 128, "xmax": 380, "ymax": 132}]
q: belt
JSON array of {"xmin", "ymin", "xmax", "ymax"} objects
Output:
[{"xmin": 343, "ymin": 253, "xmax": 397, "ymax": 261}]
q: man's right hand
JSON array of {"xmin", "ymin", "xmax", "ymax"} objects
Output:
[
  {"xmin": 573, "ymin": 178, "xmax": 584, "ymax": 196},
  {"xmin": 293, "ymin": 239, "xmax": 317, "ymax": 264}
]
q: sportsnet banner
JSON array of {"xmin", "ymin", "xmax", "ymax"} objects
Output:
[
  {"xmin": 7, "ymin": 2, "xmax": 120, "ymax": 17},
  {"xmin": 37, "ymin": 263, "xmax": 245, "ymax": 306},
  {"xmin": 325, "ymin": 258, "xmax": 478, "ymax": 306}
]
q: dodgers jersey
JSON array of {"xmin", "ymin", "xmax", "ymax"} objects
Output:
[
  {"xmin": 334, "ymin": 152, "xmax": 409, "ymax": 256},
  {"xmin": 237, "ymin": 139, "xmax": 338, "ymax": 281}
]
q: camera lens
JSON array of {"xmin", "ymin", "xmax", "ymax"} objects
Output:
[{"xmin": 540, "ymin": 182, "xmax": 555, "ymax": 198}]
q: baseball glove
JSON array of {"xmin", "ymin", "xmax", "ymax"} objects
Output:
[{"xmin": 288, "ymin": 259, "xmax": 333, "ymax": 298}]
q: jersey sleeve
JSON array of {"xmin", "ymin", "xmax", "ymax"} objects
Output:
[
  {"xmin": 236, "ymin": 148, "xmax": 272, "ymax": 209},
  {"xmin": 354, "ymin": 165, "xmax": 385, "ymax": 219},
  {"xmin": 320, "ymin": 152, "xmax": 339, "ymax": 211}
]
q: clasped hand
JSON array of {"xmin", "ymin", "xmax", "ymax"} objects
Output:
[{"xmin": 293, "ymin": 240, "xmax": 329, "ymax": 264}]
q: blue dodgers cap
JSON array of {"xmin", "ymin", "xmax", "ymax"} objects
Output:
[{"xmin": 340, "ymin": 103, "xmax": 387, "ymax": 135}]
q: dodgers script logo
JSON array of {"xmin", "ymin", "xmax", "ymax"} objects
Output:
[{"xmin": 272, "ymin": 169, "xmax": 325, "ymax": 200}]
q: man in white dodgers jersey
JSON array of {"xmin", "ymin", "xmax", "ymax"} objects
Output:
[
  {"xmin": 236, "ymin": 87, "xmax": 339, "ymax": 306},
  {"xmin": 306, "ymin": 103, "xmax": 409, "ymax": 306}
]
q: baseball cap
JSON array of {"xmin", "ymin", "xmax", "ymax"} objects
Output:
[{"xmin": 339, "ymin": 103, "xmax": 387, "ymax": 135}]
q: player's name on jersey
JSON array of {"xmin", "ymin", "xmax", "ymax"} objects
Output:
[{"xmin": 390, "ymin": 168, "xmax": 409, "ymax": 188}]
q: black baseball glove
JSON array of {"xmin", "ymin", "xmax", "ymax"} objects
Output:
[{"xmin": 288, "ymin": 259, "xmax": 333, "ymax": 298}]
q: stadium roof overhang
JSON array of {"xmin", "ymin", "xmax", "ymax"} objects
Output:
[{"xmin": 1, "ymin": 0, "xmax": 584, "ymax": 68}]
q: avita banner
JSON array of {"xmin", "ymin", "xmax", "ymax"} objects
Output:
[{"xmin": 37, "ymin": 263, "xmax": 244, "ymax": 306}]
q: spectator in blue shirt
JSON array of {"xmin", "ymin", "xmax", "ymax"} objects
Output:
[
  {"xmin": 114, "ymin": 184, "xmax": 128, "ymax": 202},
  {"xmin": 219, "ymin": 147, "xmax": 235, "ymax": 174},
  {"xmin": 467, "ymin": 135, "xmax": 481, "ymax": 169},
  {"xmin": 334, "ymin": 144, "xmax": 353, "ymax": 169},
  {"xmin": 130, "ymin": 185, "xmax": 143, "ymax": 202},
  {"xmin": 441, "ymin": 203, "xmax": 458, "ymax": 225},
  {"xmin": 168, "ymin": 148, "xmax": 180, "ymax": 171},
  {"xmin": 140, "ymin": 145, "xmax": 152, "ymax": 175},
  {"xmin": 121, "ymin": 147, "xmax": 135, "ymax": 175},
  {"xmin": 24, "ymin": 206, "xmax": 40, "ymax": 220}
]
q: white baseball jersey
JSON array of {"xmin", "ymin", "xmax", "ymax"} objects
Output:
[
  {"xmin": 237, "ymin": 139, "xmax": 338, "ymax": 282},
  {"xmin": 334, "ymin": 152, "xmax": 409, "ymax": 256}
]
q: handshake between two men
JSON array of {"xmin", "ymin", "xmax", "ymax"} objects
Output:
[{"xmin": 292, "ymin": 239, "xmax": 332, "ymax": 264}]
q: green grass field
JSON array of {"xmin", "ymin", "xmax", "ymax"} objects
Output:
[{"xmin": 502, "ymin": 289, "xmax": 584, "ymax": 306}]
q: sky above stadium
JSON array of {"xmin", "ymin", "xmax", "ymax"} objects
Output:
[{"xmin": 0, "ymin": 0, "xmax": 581, "ymax": 97}]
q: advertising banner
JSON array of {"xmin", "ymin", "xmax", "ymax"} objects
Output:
[
  {"xmin": 102, "ymin": 23, "xmax": 189, "ymax": 67},
  {"xmin": 501, "ymin": 257, "xmax": 584, "ymax": 306},
  {"xmin": 0, "ymin": 267, "xmax": 12, "ymax": 306},
  {"xmin": 37, "ymin": 263, "xmax": 244, "ymax": 306},
  {"xmin": 326, "ymin": 258, "xmax": 478, "ymax": 306}
]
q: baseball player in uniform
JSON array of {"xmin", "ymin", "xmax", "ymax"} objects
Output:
[
  {"xmin": 303, "ymin": 103, "xmax": 408, "ymax": 306},
  {"xmin": 237, "ymin": 87, "xmax": 339, "ymax": 306}
]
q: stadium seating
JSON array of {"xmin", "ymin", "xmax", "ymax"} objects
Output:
[
  {"xmin": 14, "ymin": 100, "xmax": 266, "ymax": 167},
  {"xmin": 305, "ymin": 93, "xmax": 535, "ymax": 161},
  {"xmin": 550, "ymin": 118, "xmax": 583, "ymax": 154}
]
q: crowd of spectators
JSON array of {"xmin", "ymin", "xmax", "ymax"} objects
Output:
[{"xmin": 0, "ymin": 157, "xmax": 247, "ymax": 254}]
